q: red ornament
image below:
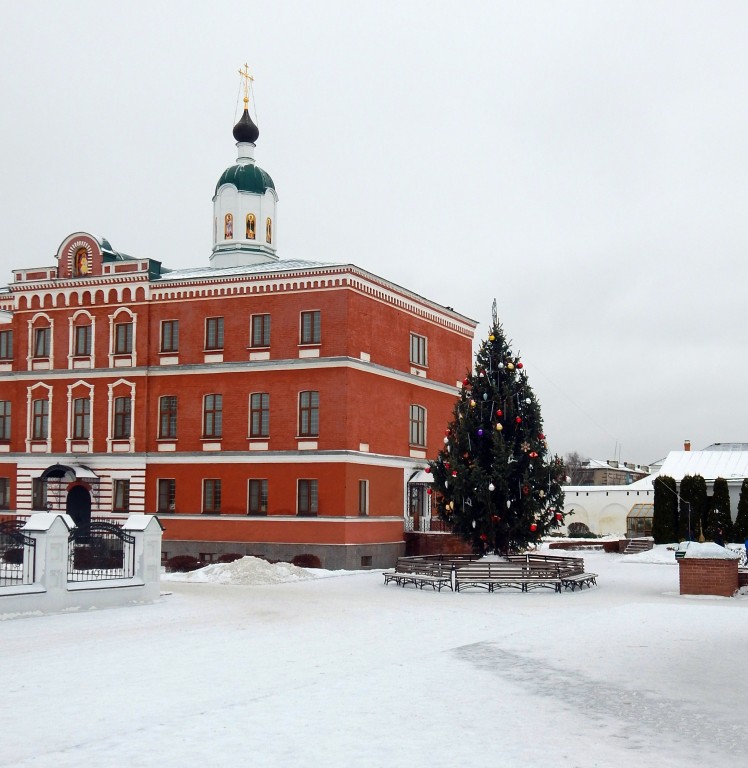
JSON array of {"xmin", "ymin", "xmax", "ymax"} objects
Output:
[
  {"xmin": 522, "ymin": 485, "xmax": 530, "ymax": 496},
  {"xmin": 445, "ymin": 429, "xmax": 451, "ymax": 436},
  {"xmin": 555, "ymin": 513, "xmax": 562, "ymax": 520},
  {"xmin": 424, "ymin": 466, "xmax": 431, "ymax": 473},
  {"xmin": 496, "ymin": 409, "xmax": 503, "ymax": 417},
  {"xmin": 529, "ymin": 451, "xmax": 538, "ymax": 459},
  {"xmin": 427, "ymin": 488, "xmax": 433, "ymax": 495},
  {"xmin": 530, "ymin": 523, "xmax": 538, "ymax": 532},
  {"xmin": 538, "ymin": 433, "xmax": 545, "ymax": 440},
  {"xmin": 491, "ymin": 515, "xmax": 500, "ymax": 523},
  {"xmin": 451, "ymin": 471, "xmax": 458, "ymax": 478},
  {"xmin": 515, "ymin": 416, "xmax": 522, "ymax": 424},
  {"xmin": 463, "ymin": 378, "xmax": 470, "ymax": 386},
  {"xmin": 479, "ymin": 533, "xmax": 488, "ymax": 541},
  {"xmin": 517, "ymin": 362, "xmax": 523, "ymax": 369},
  {"xmin": 444, "ymin": 462, "xmax": 450, "ymax": 470}
]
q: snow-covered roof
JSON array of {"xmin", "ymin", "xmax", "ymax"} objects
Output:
[
  {"xmin": 157, "ymin": 259, "xmax": 342, "ymax": 281},
  {"xmin": 677, "ymin": 541, "xmax": 741, "ymax": 560},
  {"xmin": 702, "ymin": 442, "xmax": 748, "ymax": 452},
  {"xmin": 564, "ymin": 473, "xmax": 655, "ymax": 493},
  {"xmin": 581, "ymin": 458, "xmax": 650, "ymax": 472},
  {"xmin": 657, "ymin": 450, "xmax": 748, "ymax": 481}
]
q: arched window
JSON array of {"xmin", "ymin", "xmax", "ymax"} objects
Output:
[
  {"xmin": 224, "ymin": 213, "xmax": 233, "ymax": 240},
  {"xmin": 266, "ymin": 217, "xmax": 272, "ymax": 244},
  {"xmin": 246, "ymin": 213, "xmax": 256, "ymax": 240}
]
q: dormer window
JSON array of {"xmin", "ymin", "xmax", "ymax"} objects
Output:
[{"xmin": 246, "ymin": 213, "xmax": 256, "ymax": 240}]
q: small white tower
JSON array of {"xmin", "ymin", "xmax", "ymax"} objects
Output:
[{"xmin": 211, "ymin": 66, "xmax": 278, "ymax": 268}]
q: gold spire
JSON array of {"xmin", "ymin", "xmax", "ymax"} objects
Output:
[{"xmin": 238, "ymin": 63, "xmax": 254, "ymax": 109}]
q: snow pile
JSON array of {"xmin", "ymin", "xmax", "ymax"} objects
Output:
[
  {"xmin": 162, "ymin": 555, "xmax": 349, "ymax": 585},
  {"xmin": 620, "ymin": 545, "xmax": 679, "ymax": 565},
  {"xmin": 678, "ymin": 541, "xmax": 741, "ymax": 560}
]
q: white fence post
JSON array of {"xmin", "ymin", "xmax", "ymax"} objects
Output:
[{"xmin": 122, "ymin": 515, "xmax": 164, "ymax": 602}]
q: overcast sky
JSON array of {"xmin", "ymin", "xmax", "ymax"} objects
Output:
[{"xmin": 2, "ymin": 1, "xmax": 747, "ymax": 465}]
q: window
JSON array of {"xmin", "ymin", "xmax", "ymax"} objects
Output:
[
  {"xmin": 248, "ymin": 479, "xmax": 268, "ymax": 515},
  {"xmin": 74, "ymin": 324, "xmax": 92, "ymax": 356},
  {"xmin": 73, "ymin": 397, "xmax": 90, "ymax": 439},
  {"xmin": 266, "ymin": 217, "xmax": 272, "ymax": 244},
  {"xmin": 34, "ymin": 327, "xmax": 50, "ymax": 358},
  {"xmin": 251, "ymin": 314, "xmax": 271, "ymax": 347},
  {"xmin": 410, "ymin": 333, "xmax": 427, "ymax": 367},
  {"xmin": 298, "ymin": 391, "xmax": 319, "ymax": 437},
  {"xmin": 358, "ymin": 480, "xmax": 368, "ymax": 516},
  {"xmin": 0, "ymin": 330, "xmax": 13, "ymax": 360},
  {"xmin": 0, "ymin": 401, "xmax": 10, "ymax": 441},
  {"xmin": 203, "ymin": 394, "xmax": 223, "ymax": 438},
  {"xmin": 205, "ymin": 317, "xmax": 224, "ymax": 350},
  {"xmin": 157, "ymin": 479, "xmax": 176, "ymax": 513},
  {"xmin": 0, "ymin": 478, "xmax": 9, "ymax": 509},
  {"xmin": 32, "ymin": 399, "xmax": 49, "ymax": 440},
  {"xmin": 32, "ymin": 477, "xmax": 47, "ymax": 510},
  {"xmin": 249, "ymin": 393, "xmax": 270, "ymax": 438},
  {"xmin": 159, "ymin": 396, "xmax": 177, "ymax": 439},
  {"xmin": 246, "ymin": 213, "xmax": 256, "ymax": 240},
  {"xmin": 409, "ymin": 404, "xmax": 426, "ymax": 447},
  {"xmin": 203, "ymin": 479, "xmax": 221, "ymax": 513},
  {"xmin": 112, "ymin": 479, "xmax": 130, "ymax": 512},
  {"xmin": 114, "ymin": 322, "xmax": 133, "ymax": 354},
  {"xmin": 297, "ymin": 479, "xmax": 318, "ymax": 516},
  {"xmin": 160, "ymin": 320, "xmax": 179, "ymax": 353},
  {"xmin": 300, "ymin": 311, "xmax": 321, "ymax": 344},
  {"xmin": 113, "ymin": 397, "xmax": 131, "ymax": 439}
]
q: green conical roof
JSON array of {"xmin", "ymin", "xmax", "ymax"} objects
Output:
[{"xmin": 215, "ymin": 164, "xmax": 275, "ymax": 195}]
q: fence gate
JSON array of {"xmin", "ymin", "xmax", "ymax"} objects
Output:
[
  {"xmin": 0, "ymin": 520, "xmax": 36, "ymax": 587},
  {"xmin": 68, "ymin": 522, "xmax": 135, "ymax": 582}
]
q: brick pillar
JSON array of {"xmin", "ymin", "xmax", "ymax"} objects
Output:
[{"xmin": 678, "ymin": 558, "xmax": 738, "ymax": 597}]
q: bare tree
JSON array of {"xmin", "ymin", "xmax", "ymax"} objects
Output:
[{"xmin": 564, "ymin": 451, "xmax": 589, "ymax": 485}]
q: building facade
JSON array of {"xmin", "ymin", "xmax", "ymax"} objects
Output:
[{"xmin": 0, "ymin": 98, "xmax": 476, "ymax": 568}]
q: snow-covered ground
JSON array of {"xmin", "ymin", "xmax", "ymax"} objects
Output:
[{"xmin": 2, "ymin": 546, "xmax": 747, "ymax": 768}]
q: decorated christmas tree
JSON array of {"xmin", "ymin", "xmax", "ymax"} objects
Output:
[{"xmin": 427, "ymin": 303, "xmax": 566, "ymax": 554}]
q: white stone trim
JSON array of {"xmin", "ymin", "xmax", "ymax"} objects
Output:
[
  {"xmin": 106, "ymin": 378, "xmax": 136, "ymax": 453},
  {"xmin": 66, "ymin": 380, "xmax": 94, "ymax": 453},
  {"xmin": 25, "ymin": 382, "xmax": 53, "ymax": 452}
]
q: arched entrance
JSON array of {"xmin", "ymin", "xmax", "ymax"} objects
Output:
[{"xmin": 67, "ymin": 484, "xmax": 92, "ymax": 532}]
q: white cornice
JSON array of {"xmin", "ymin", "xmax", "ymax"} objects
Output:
[{"xmin": 3, "ymin": 356, "xmax": 460, "ymax": 394}]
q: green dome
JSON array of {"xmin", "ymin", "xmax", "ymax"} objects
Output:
[{"xmin": 215, "ymin": 164, "xmax": 275, "ymax": 195}]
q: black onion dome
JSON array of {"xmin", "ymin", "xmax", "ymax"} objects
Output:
[{"xmin": 232, "ymin": 108, "xmax": 259, "ymax": 144}]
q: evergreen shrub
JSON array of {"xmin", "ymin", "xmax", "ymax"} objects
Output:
[{"xmin": 166, "ymin": 555, "xmax": 202, "ymax": 572}]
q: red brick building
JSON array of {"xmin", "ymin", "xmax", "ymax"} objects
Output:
[{"xmin": 0, "ymin": 100, "xmax": 475, "ymax": 568}]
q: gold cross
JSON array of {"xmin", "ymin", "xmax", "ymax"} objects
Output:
[{"xmin": 238, "ymin": 63, "xmax": 254, "ymax": 107}]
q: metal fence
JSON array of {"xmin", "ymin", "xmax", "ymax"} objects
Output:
[
  {"xmin": 67, "ymin": 522, "xmax": 136, "ymax": 582},
  {"xmin": 0, "ymin": 520, "xmax": 36, "ymax": 587}
]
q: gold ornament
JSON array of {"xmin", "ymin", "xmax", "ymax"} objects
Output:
[
  {"xmin": 507, "ymin": 363, "xmax": 515, "ymax": 371},
  {"xmin": 496, "ymin": 423, "xmax": 503, "ymax": 431}
]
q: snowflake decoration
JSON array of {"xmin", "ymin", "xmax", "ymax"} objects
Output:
[{"xmin": 520, "ymin": 441, "xmax": 530, "ymax": 452}]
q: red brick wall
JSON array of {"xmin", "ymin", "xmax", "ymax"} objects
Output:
[
  {"xmin": 146, "ymin": 461, "xmax": 404, "ymax": 519},
  {"xmin": 678, "ymin": 558, "xmax": 738, "ymax": 597}
]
